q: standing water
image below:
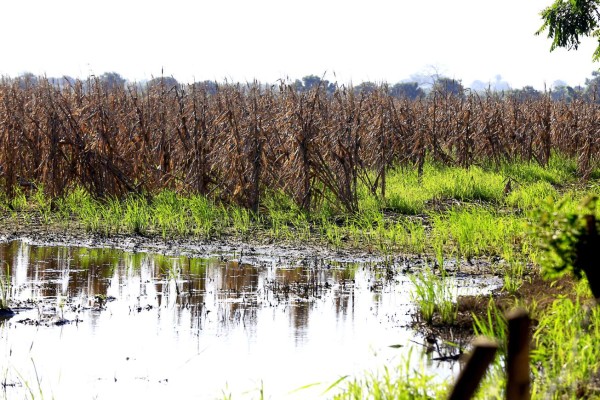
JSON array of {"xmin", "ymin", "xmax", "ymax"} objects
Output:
[{"xmin": 0, "ymin": 240, "xmax": 496, "ymax": 399}]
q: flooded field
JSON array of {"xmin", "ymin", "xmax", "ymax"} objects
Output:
[{"xmin": 0, "ymin": 240, "xmax": 500, "ymax": 399}]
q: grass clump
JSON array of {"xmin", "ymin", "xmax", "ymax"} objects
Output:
[
  {"xmin": 384, "ymin": 163, "xmax": 506, "ymax": 215},
  {"xmin": 410, "ymin": 267, "xmax": 458, "ymax": 325},
  {"xmin": 530, "ymin": 285, "xmax": 600, "ymax": 398},
  {"xmin": 505, "ymin": 181, "xmax": 558, "ymax": 210},
  {"xmin": 499, "ymin": 155, "xmax": 576, "ymax": 185},
  {"xmin": 331, "ymin": 360, "xmax": 445, "ymax": 400},
  {"xmin": 423, "ymin": 164, "xmax": 505, "ymax": 203},
  {"xmin": 430, "ymin": 206, "xmax": 525, "ymax": 259}
]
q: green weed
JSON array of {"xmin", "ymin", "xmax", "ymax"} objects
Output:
[
  {"xmin": 331, "ymin": 353, "xmax": 446, "ymax": 399},
  {"xmin": 410, "ymin": 267, "xmax": 458, "ymax": 325},
  {"xmin": 502, "ymin": 261, "xmax": 525, "ymax": 295},
  {"xmin": 530, "ymin": 284, "xmax": 600, "ymax": 398},
  {"xmin": 431, "ymin": 206, "xmax": 525, "ymax": 259},
  {"xmin": 472, "ymin": 299, "xmax": 507, "ymax": 352}
]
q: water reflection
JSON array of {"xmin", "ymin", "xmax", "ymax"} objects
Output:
[{"xmin": 0, "ymin": 240, "xmax": 469, "ymax": 399}]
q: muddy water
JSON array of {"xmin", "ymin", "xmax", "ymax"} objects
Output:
[{"xmin": 0, "ymin": 240, "xmax": 498, "ymax": 399}]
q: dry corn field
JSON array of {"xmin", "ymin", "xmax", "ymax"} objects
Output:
[{"xmin": 1, "ymin": 77, "xmax": 599, "ymax": 213}]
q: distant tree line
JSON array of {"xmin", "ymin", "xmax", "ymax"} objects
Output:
[{"xmin": 6, "ymin": 71, "xmax": 600, "ymax": 104}]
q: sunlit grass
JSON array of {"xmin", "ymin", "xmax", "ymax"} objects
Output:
[
  {"xmin": 471, "ymin": 281, "xmax": 600, "ymax": 400},
  {"xmin": 410, "ymin": 266, "xmax": 458, "ymax": 325},
  {"xmin": 430, "ymin": 206, "xmax": 526, "ymax": 259},
  {"xmin": 330, "ymin": 356, "xmax": 446, "ymax": 400},
  {"xmin": 504, "ymin": 181, "xmax": 558, "ymax": 210},
  {"xmin": 0, "ymin": 154, "xmax": 590, "ymax": 263},
  {"xmin": 530, "ymin": 282, "xmax": 600, "ymax": 398}
]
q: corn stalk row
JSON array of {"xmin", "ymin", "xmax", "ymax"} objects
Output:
[{"xmin": 0, "ymin": 78, "xmax": 598, "ymax": 213}]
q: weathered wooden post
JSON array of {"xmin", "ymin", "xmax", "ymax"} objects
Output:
[
  {"xmin": 448, "ymin": 337, "xmax": 498, "ymax": 400},
  {"xmin": 505, "ymin": 308, "xmax": 531, "ymax": 400}
]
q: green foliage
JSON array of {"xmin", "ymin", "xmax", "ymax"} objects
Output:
[
  {"xmin": 505, "ymin": 181, "xmax": 558, "ymax": 210},
  {"xmin": 423, "ymin": 164, "xmax": 504, "ymax": 203},
  {"xmin": 331, "ymin": 358, "xmax": 445, "ymax": 399},
  {"xmin": 385, "ymin": 163, "xmax": 506, "ymax": 214},
  {"xmin": 499, "ymin": 154, "xmax": 575, "ymax": 185},
  {"xmin": 530, "ymin": 285, "xmax": 600, "ymax": 397},
  {"xmin": 537, "ymin": 0, "xmax": 600, "ymax": 61},
  {"xmin": 410, "ymin": 267, "xmax": 458, "ymax": 325},
  {"xmin": 123, "ymin": 195, "xmax": 151, "ymax": 235},
  {"xmin": 533, "ymin": 195, "xmax": 597, "ymax": 280},
  {"xmin": 10, "ymin": 186, "xmax": 28, "ymax": 213},
  {"xmin": 502, "ymin": 261, "xmax": 525, "ymax": 295},
  {"xmin": 431, "ymin": 206, "xmax": 525, "ymax": 258},
  {"xmin": 472, "ymin": 299, "xmax": 507, "ymax": 352},
  {"xmin": 30, "ymin": 185, "xmax": 52, "ymax": 224},
  {"xmin": 262, "ymin": 190, "xmax": 311, "ymax": 239}
]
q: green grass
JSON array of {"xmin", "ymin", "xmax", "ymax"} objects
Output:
[
  {"xmin": 410, "ymin": 266, "xmax": 458, "ymax": 325},
  {"xmin": 505, "ymin": 180, "xmax": 558, "ymax": 210},
  {"xmin": 498, "ymin": 154, "xmax": 577, "ymax": 185},
  {"xmin": 471, "ymin": 281, "xmax": 600, "ymax": 400},
  {"xmin": 472, "ymin": 299, "xmax": 508, "ymax": 350},
  {"xmin": 530, "ymin": 284, "xmax": 600, "ymax": 398},
  {"xmin": 502, "ymin": 261, "xmax": 525, "ymax": 295},
  {"xmin": 330, "ymin": 356, "xmax": 446, "ymax": 399},
  {"xmin": 0, "ymin": 154, "xmax": 591, "ymax": 266},
  {"xmin": 384, "ymin": 163, "xmax": 506, "ymax": 215},
  {"xmin": 430, "ymin": 206, "xmax": 526, "ymax": 259}
]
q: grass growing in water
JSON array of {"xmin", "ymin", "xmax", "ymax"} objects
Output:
[
  {"xmin": 410, "ymin": 267, "xmax": 458, "ymax": 325},
  {"xmin": 471, "ymin": 281, "xmax": 600, "ymax": 399}
]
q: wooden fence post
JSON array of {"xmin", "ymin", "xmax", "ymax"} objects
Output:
[
  {"xmin": 448, "ymin": 337, "xmax": 498, "ymax": 400},
  {"xmin": 505, "ymin": 308, "xmax": 531, "ymax": 400}
]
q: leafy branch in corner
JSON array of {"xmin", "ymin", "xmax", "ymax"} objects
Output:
[{"xmin": 533, "ymin": 195, "xmax": 600, "ymax": 299}]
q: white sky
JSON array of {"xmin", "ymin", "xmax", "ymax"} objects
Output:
[{"xmin": 1, "ymin": 0, "xmax": 598, "ymax": 89}]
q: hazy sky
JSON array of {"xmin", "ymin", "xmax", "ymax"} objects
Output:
[{"xmin": 2, "ymin": 0, "xmax": 598, "ymax": 89}]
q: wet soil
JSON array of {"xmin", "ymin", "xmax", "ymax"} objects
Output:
[
  {"xmin": 0, "ymin": 213, "xmax": 373, "ymax": 263},
  {"xmin": 0, "ymin": 213, "xmax": 504, "ymax": 275}
]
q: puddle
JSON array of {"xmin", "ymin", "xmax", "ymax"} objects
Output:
[{"xmin": 0, "ymin": 240, "xmax": 500, "ymax": 399}]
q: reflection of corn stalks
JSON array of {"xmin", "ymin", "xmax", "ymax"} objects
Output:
[
  {"xmin": 56, "ymin": 291, "xmax": 66, "ymax": 321},
  {"xmin": 0, "ymin": 262, "xmax": 11, "ymax": 311},
  {"xmin": 166, "ymin": 263, "xmax": 181, "ymax": 296}
]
